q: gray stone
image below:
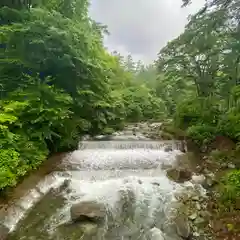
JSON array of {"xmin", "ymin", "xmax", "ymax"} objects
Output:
[
  {"xmin": 175, "ymin": 217, "xmax": 191, "ymax": 238},
  {"xmin": 148, "ymin": 227, "xmax": 165, "ymax": 240},
  {"xmin": 196, "ymin": 202, "xmax": 201, "ymax": 210},
  {"xmin": 193, "ymin": 232, "xmax": 200, "ymax": 237},
  {"xmin": 188, "ymin": 213, "xmax": 197, "ymax": 220},
  {"xmin": 191, "ymin": 174, "xmax": 206, "ymax": 185},
  {"xmin": 70, "ymin": 200, "xmax": 107, "ymax": 222},
  {"xmin": 227, "ymin": 163, "xmax": 235, "ymax": 169},
  {"xmin": 0, "ymin": 224, "xmax": 9, "ymax": 240}
]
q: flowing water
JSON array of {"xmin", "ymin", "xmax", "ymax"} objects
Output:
[{"xmin": 1, "ymin": 133, "xmax": 198, "ymax": 240}]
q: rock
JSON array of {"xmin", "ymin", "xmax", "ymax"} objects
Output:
[
  {"xmin": 191, "ymin": 174, "xmax": 206, "ymax": 185},
  {"xmin": 150, "ymin": 122, "xmax": 162, "ymax": 129},
  {"xmin": 200, "ymin": 210, "xmax": 211, "ymax": 218},
  {"xmin": 188, "ymin": 213, "xmax": 197, "ymax": 221},
  {"xmin": 151, "ymin": 181, "xmax": 160, "ymax": 186},
  {"xmin": 70, "ymin": 200, "xmax": 107, "ymax": 222},
  {"xmin": 82, "ymin": 135, "xmax": 91, "ymax": 140},
  {"xmin": 193, "ymin": 232, "xmax": 200, "ymax": 237},
  {"xmin": 148, "ymin": 227, "xmax": 165, "ymax": 240},
  {"xmin": 194, "ymin": 217, "xmax": 205, "ymax": 225},
  {"xmin": 78, "ymin": 223, "xmax": 98, "ymax": 235},
  {"xmin": 227, "ymin": 163, "xmax": 235, "ymax": 169},
  {"xmin": 203, "ymin": 178, "xmax": 214, "ymax": 189},
  {"xmin": 196, "ymin": 202, "xmax": 201, "ymax": 210},
  {"xmin": 138, "ymin": 179, "xmax": 143, "ymax": 184},
  {"xmin": 210, "ymin": 136, "xmax": 235, "ymax": 151},
  {"xmin": 179, "ymin": 141, "xmax": 186, "ymax": 152},
  {"xmin": 94, "ymin": 135, "xmax": 105, "ymax": 140},
  {"xmin": 112, "ymin": 132, "xmax": 121, "ymax": 136},
  {"xmin": 175, "ymin": 216, "xmax": 191, "ymax": 239},
  {"xmin": 164, "ymin": 146, "xmax": 173, "ymax": 152},
  {"xmin": 202, "ymin": 173, "xmax": 218, "ymax": 189},
  {"xmin": 0, "ymin": 224, "xmax": 9, "ymax": 240},
  {"xmin": 166, "ymin": 168, "xmax": 192, "ymax": 183},
  {"xmin": 192, "ymin": 195, "xmax": 200, "ymax": 201}
]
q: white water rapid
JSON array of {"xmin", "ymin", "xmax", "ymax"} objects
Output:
[{"xmin": 2, "ymin": 137, "xmax": 202, "ymax": 240}]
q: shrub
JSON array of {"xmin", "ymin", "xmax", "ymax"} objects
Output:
[
  {"xmin": 186, "ymin": 123, "xmax": 216, "ymax": 147},
  {"xmin": 219, "ymin": 170, "xmax": 240, "ymax": 209}
]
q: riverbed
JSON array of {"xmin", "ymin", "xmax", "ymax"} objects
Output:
[{"xmin": 0, "ymin": 127, "xmax": 204, "ymax": 240}]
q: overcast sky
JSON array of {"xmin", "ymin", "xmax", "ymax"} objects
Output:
[{"xmin": 89, "ymin": 0, "xmax": 204, "ymax": 63}]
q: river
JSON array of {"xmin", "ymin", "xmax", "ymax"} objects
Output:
[{"xmin": 1, "ymin": 129, "xmax": 203, "ymax": 240}]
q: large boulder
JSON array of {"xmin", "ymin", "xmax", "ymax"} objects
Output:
[
  {"xmin": 166, "ymin": 168, "xmax": 192, "ymax": 183},
  {"xmin": 0, "ymin": 224, "xmax": 9, "ymax": 240},
  {"xmin": 210, "ymin": 136, "xmax": 235, "ymax": 151},
  {"xmin": 70, "ymin": 200, "xmax": 107, "ymax": 223}
]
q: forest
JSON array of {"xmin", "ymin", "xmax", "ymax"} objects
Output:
[
  {"xmin": 0, "ymin": 0, "xmax": 239, "ymax": 222},
  {"xmin": 0, "ymin": 0, "xmax": 166, "ymax": 191}
]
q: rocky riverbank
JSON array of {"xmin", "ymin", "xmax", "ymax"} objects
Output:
[
  {"xmin": 125, "ymin": 122, "xmax": 240, "ymax": 239},
  {"xmin": 141, "ymin": 121, "xmax": 240, "ymax": 240}
]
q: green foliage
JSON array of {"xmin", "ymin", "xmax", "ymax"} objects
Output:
[
  {"xmin": 0, "ymin": 2, "xmax": 164, "ymax": 191},
  {"xmin": 218, "ymin": 111, "xmax": 240, "ymax": 142},
  {"xmin": 219, "ymin": 170, "xmax": 240, "ymax": 209},
  {"xmin": 155, "ymin": 0, "xmax": 240, "ymax": 154},
  {"xmin": 174, "ymin": 97, "xmax": 221, "ymax": 127},
  {"xmin": 187, "ymin": 124, "xmax": 216, "ymax": 146}
]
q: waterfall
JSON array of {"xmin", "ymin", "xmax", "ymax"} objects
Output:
[{"xmin": 3, "ymin": 137, "xmax": 197, "ymax": 240}]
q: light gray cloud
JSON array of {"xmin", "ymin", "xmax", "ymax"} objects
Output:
[{"xmin": 89, "ymin": 0, "xmax": 204, "ymax": 63}]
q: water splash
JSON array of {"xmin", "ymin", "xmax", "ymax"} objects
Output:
[
  {"xmin": 79, "ymin": 140, "xmax": 183, "ymax": 150},
  {"xmin": 63, "ymin": 148, "xmax": 182, "ymax": 170},
  {"xmin": 4, "ymin": 139, "xmax": 193, "ymax": 240}
]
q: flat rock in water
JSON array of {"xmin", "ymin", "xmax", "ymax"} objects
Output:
[{"xmin": 70, "ymin": 200, "xmax": 107, "ymax": 222}]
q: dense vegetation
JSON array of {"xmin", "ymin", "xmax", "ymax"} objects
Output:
[
  {"xmin": 157, "ymin": 0, "xmax": 240, "ymax": 234},
  {"xmin": 0, "ymin": 0, "xmax": 239, "ymax": 225},
  {"xmin": 0, "ymin": 0, "xmax": 165, "ymax": 191}
]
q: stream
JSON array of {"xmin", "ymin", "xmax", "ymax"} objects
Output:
[{"xmin": 1, "ymin": 129, "xmax": 205, "ymax": 240}]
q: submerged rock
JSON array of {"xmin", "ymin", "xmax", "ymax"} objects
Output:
[
  {"xmin": 0, "ymin": 224, "xmax": 9, "ymax": 240},
  {"xmin": 164, "ymin": 146, "xmax": 173, "ymax": 152},
  {"xmin": 70, "ymin": 200, "xmax": 107, "ymax": 222}
]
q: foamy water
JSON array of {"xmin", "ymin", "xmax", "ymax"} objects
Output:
[{"xmin": 4, "ymin": 139, "xmax": 195, "ymax": 240}]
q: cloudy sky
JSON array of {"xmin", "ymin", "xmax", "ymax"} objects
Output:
[{"xmin": 89, "ymin": 0, "xmax": 204, "ymax": 63}]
